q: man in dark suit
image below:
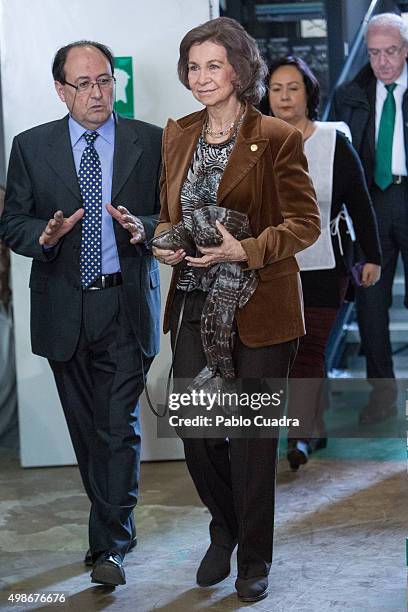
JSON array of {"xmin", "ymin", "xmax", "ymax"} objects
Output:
[
  {"xmin": 333, "ymin": 13, "xmax": 408, "ymax": 424},
  {"xmin": 0, "ymin": 41, "xmax": 162, "ymax": 586}
]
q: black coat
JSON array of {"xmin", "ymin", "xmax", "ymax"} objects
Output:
[
  {"xmin": 332, "ymin": 61, "xmax": 408, "ymax": 188},
  {"xmin": 0, "ymin": 114, "xmax": 162, "ymax": 361}
]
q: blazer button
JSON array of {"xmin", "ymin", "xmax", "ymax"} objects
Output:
[{"xmin": 250, "ymin": 144, "xmax": 258, "ymax": 152}]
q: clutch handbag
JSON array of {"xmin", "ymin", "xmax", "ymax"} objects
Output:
[
  {"xmin": 349, "ymin": 260, "xmax": 365, "ymax": 287},
  {"xmin": 192, "ymin": 205, "xmax": 251, "ymax": 244},
  {"xmin": 150, "ymin": 205, "xmax": 251, "ymax": 254},
  {"xmin": 150, "ymin": 221, "xmax": 196, "ymax": 256}
]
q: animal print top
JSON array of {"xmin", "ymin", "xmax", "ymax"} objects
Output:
[{"xmin": 177, "ymin": 130, "xmax": 237, "ymax": 291}]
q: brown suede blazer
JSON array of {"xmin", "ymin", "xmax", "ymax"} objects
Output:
[{"xmin": 156, "ymin": 104, "xmax": 320, "ymax": 347}]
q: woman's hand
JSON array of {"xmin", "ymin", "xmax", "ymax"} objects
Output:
[
  {"xmin": 152, "ymin": 246, "xmax": 186, "ymax": 266},
  {"xmin": 185, "ymin": 221, "xmax": 248, "ymax": 268},
  {"xmin": 361, "ymin": 263, "xmax": 381, "ymax": 288}
]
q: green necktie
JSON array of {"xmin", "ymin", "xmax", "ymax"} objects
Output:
[{"xmin": 374, "ymin": 83, "xmax": 397, "ymax": 191}]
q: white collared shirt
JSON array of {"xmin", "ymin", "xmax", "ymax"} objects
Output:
[{"xmin": 375, "ymin": 62, "xmax": 407, "ymax": 175}]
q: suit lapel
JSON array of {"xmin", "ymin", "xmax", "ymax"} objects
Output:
[
  {"xmin": 366, "ymin": 77, "xmax": 376, "ymax": 162},
  {"xmin": 164, "ymin": 114, "xmax": 203, "ymax": 223},
  {"xmin": 112, "ymin": 116, "xmax": 143, "ymax": 202},
  {"xmin": 44, "ymin": 116, "xmax": 82, "ymax": 205},
  {"xmin": 217, "ymin": 106, "xmax": 268, "ymax": 204},
  {"xmin": 165, "ymin": 106, "xmax": 268, "ymax": 218}
]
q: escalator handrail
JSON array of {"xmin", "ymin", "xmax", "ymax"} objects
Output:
[
  {"xmin": 322, "ymin": 0, "xmax": 381, "ymax": 120},
  {"xmin": 323, "ymin": 0, "xmax": 382, "ymax": 369}
]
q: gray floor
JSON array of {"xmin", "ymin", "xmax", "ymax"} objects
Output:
[{"xmin": 0, "ymin": 445, "xmax": 406, "ymax": 612}]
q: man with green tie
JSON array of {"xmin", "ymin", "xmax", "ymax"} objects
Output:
[{"xmin": 333, "ymin": 13, "xmax": 408, "ymax": 424}]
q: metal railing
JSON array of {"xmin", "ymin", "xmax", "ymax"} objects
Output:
[
  {"xmin": 324, "ymin": 0, "xmax": 382, "ymax": 372},
  {"xmin": 322, "ymin": 0, "xmax": 382, "ymax": 120}
]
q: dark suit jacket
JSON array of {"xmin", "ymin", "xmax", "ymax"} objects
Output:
[
  {"xmin": 332, "ymin": 62, "xmax": 408, "ymax": 189},
  {"xmin": 0, "ymin": 114, "xmax": 162, "ymax": 361},
  {"xmin": 156, "ymin": 104, "xmax": 320, "ymax": 347}
]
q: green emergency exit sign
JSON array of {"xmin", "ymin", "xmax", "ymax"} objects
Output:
[{"xmin": 114, "ymin": 57, "xmax": 134, "ymax": 118}]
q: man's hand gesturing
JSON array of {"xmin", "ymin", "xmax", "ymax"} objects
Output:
[
  {"xmin": 39, "ymin": 209, "xmax": 84, "ymax": 247},
  {"xmin": 106, "ymin": 204, "xmax": 146, "ymax": 244}
]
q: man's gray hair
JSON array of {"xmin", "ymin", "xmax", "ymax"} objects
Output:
[{"xmin": 365, "ymin": 12, "xmax": 408, "ymax": 44}]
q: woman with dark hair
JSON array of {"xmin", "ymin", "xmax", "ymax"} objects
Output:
[
  {"xmin": 153, "ymin": 20, "xmax": 320, "ymax": 603},
  {"xmin": 267, "ymin": 56, "xmax": 382, "ymax": 469}
]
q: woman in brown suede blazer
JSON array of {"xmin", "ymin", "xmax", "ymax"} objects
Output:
[{"xmin": 153, "ymin": 17, "xmax": 320, "ymax": 603}]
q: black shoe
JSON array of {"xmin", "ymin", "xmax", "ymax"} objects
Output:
[
  {"xmin": 359, "ymin": 405, "xmax": 397, "ymax": 426},
  {"xmin": 196, "ymin": 543, "xmax": 235, "ymax": 587},
  {"xmin": 235, "ymin": 576, "xmax": 269, "ymax": 602},
  {"xmin": 91, "ymin": 552, "xmax": 126, "ymax": 586},
  {"xmin": 287, "ymin": 440, "xmax": 309, "ymax": 471},
  {"xmin": 84, "ymin": 534, "xmax": 137, "ymax": 566}
]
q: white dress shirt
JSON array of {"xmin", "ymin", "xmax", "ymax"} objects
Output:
[{"xmin": 375, "ymin": 61, "xmax": 407, "ymax": 176}]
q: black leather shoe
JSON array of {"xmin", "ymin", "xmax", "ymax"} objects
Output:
[
  {"xmin": 84, "ymin": 534, "xmax": 137, "ymax": 566},
  {"xmin": 359, "ymin": 404, "xmax": 397, "ymax": 426},
  {"xmin": 91, "ymin": 552, "xmax": 126, "ymax": 586},
  {"xmin": 84, "ymin": 549, "xmax": 93, "ymax": 567},
  {"xmin": 235, "ymin": 576, "xmax": 269, "ymax": 602},
  {"xmin": 287, "ymin": 440, "xmax": 309, "ymax": 471},
  {"xmin": 196, "ymin": 543, "xmax": 235, "ymax": 587}
]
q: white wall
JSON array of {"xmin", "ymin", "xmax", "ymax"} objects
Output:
[{"xmin": 0, "ymin": 0, "xmax": 218, "ymax": 466}]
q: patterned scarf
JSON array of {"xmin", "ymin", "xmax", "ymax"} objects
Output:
[{"xmin": 188, "ymin": 206, "xmax": 258, "ymax": 385}]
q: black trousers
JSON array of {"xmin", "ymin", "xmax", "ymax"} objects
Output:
[
  {"xmin": 170, "ymin": 289, "xmax": 297, "ymax": 579},
  {"xmin": 355, "ymin": 182, "xmax": 408, "ymax": 408},
  {"xmin": 49, "ymin": 285, "xmax": 151, "ymax": 560}
]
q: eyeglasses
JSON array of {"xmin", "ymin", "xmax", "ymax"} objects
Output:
[
  {"xmin": 367, "ymin": 45, "xmax": 406, "ymax": 60},
  {"xmin": 63, "ymin": 76, "xmax": 116, "ymax": 93}
]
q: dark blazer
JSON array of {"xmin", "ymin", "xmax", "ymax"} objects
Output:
[
  {"xmin": 156, "ymin": 104, "xmax": 320, "ymax": 347},
  {"xmin": 0, "ymin": 114, "xmax": 162, "ymax": 361},
  {"xmin": 332, "ymin": 62, "xmax": 408, "ymax": 188}
]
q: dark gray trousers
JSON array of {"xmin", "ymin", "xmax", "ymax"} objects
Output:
[
  {"xmin": 49, "ymin": 285, "xmax": 151, "ymax": 561},
  {"xmin": 356, "ymin": 181, "xmax": 408, "ymax": 408},
  {"xmin": 170, "ymin": 289, "xmax": 297, "ymax": 579}
]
